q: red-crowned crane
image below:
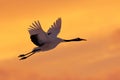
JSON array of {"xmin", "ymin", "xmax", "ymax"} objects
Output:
[{"xmin": 18, "ymin": 18, "xmax": 86, "ymax": 60}]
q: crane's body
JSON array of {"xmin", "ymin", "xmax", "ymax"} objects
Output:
[
  {"xmin": 33, "ymin": 37, "xmax": 62, "ymax": 51},
  {"xmin": 18, "ymin": 18, "xmax": 86, "ymax": 60}
]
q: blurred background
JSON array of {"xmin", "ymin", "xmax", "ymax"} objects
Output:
[{"xmin": 0, "ymin": 0, "xmax": 120, "ymax": 80}]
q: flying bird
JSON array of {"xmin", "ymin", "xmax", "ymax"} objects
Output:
[{"xmin": 18, "ymin": 18, "xmax": 86, "ymax": 60}]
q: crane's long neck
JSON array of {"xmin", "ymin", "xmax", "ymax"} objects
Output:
[{"xmin": 63, "ymin": 38, "xmax": 86, "ymax": 42}]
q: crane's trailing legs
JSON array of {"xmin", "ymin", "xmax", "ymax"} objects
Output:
[
  {"xmin": 18, "ymin": 51, "xmax": 34, "ymax": 60},
  {"xmin": 18, "ymin": 49, "xmax": 41, "ymax": 60}
]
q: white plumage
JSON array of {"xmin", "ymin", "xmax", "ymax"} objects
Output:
[{"xmin": 18, "ymin": 18, "xmax": 86, "ymax": 60}]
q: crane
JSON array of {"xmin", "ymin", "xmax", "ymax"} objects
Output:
[{"xmin": 18, "ymin": 18, "xmax": 86, "ymax": 60}]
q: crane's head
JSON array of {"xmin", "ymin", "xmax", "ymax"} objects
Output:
[
  {"xmin": 74, "ymin": 38, "xmax": 87, "ymax": 41},
  {"xmin": 63, "ymin": 37, "xmax": 87, "ymax": 42}
]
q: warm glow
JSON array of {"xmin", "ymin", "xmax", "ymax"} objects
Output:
[{"xmin": 0, "ymin": 0, "xmax": 120, "ymax": 80}]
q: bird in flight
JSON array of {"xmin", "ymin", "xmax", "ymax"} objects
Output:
[{"xmin": 18, "ymin": 18, "xmax": 86, "ymax": 60}]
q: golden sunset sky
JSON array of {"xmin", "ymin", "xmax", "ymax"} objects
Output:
[{"xmin": 0, "ymin": 0, "xmax": 120, "ymax": 80}]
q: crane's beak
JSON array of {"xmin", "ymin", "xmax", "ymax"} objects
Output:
[{"xmin": 80, "ymin": 38, "xmax": 87, "ymax": 41}]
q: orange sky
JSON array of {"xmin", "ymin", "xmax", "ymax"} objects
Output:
[{"xmin": 0, "ymin": 0, "xmax": 120, "ymax": 80}]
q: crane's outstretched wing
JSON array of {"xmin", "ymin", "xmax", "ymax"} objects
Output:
[
  {"xmin": 28, "ymin": 21, "xmax": 48, "ymax": 47},
  {"xmin": 47, "ymin": 18, "xmax": 61, "ymax": 37}
]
